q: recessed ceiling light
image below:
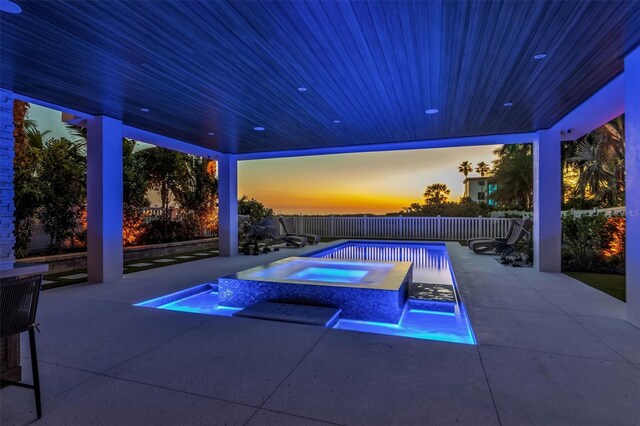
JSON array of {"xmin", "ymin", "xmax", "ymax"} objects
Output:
[
  {"xmin": 533, "ymin": 53, "xmax": 547, "ymax": 60},
  {"xmin": 140, "ymin": 108, "xmax": 150, "ymax": 112},
  {"xmin": 503, "ymin": 102, "xmax": 513, "ymax": 107},
  {"xmin": 425, "ymin": 109, "xmax": 439, "ymax": 114},
  {"xmin": 207, "ymin": 132, "xmax": 215, "ymax": 136},
  {"xmin": 333, "ymin": 120, "xmax": 341, "ymax": 124},
  {"xmin": 0, "ymin": 0, "xmax": 21, "ymax": 14},
  {"xmin": 254, "ymin": 126, "xmax": 265, "ymax": 131},
  {"xmin": 297, "ymin": 87, "xmax": 307, "ymax": 92}
]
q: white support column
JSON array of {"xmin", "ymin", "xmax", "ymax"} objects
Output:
[
  {"xmin": 87, "ymin": 116, "xmax": 123, "ymax": 283},
  {"xmin": 0, "ymin": 89, "xmax": 15, "ymax": 270},
  {"xmin": 625, "ymin": 47, "xmax": 640, "ymax": 326},
  {"xmin": 533, "ymin": 129, "xmax": 562, "ymax": 272},
  {"xmin": 217, "ymin": 154, "xmax": 238, "ymax": 257}
]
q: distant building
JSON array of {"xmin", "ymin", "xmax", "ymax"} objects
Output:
[{"xmin": 463, "ymin": 176, "xmax": 498, "ymax": 205}]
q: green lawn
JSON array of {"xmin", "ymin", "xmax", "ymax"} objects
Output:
[
  {"xmin": 41, "ymin": 248, "xmax": 218, "ymax": 290},
  {"xmin": 564, "ymin": 272, "xmax": 626, "ymax": 302}
]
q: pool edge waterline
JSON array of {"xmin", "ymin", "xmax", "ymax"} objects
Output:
[{"xmin": 134, "ymin": 239, "xmax": 476, "ymax": 345}]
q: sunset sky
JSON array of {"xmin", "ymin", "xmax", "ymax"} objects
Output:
[
  {"xmin": 30, "ymin": 104, "xmax": 498, "ymax": 215},
  {"xmin": 238, "ymin": 146, "xmax": 498, "ymax": 215}
]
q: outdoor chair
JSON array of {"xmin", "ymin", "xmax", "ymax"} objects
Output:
[
  {"xmin": 467, "ymin": 218, "xmax": 522, "ymax": 252},
  {"xmin": 471, "ymin": 219, "xmax": 532, "ymax": 255},
  {"xmin": 279, "ymin": 216, "xmax": 320, "ymax": 244},
  {"xmin": 0, "ymin": 274, "xmax": 43, "ymax": 419},
  {"xmin": 262, "ymin": 217, "xmax": 307, "ymax": 247}
]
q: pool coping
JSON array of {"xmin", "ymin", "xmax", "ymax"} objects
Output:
[{"xmin": 221, "ymin": 256, "xmax": 413, "ymax": 291}]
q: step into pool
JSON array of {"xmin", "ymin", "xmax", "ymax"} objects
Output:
[{"xmin": 135, "ymin": 240, "xmax": 476, "ymax": 345}]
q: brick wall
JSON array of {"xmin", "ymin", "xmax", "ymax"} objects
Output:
[{"xmin": 0, "ymin": 89, "xmax": 15, "ymax": 270}]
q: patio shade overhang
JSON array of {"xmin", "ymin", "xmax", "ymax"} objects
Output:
[
  {"xmin": 1, "ymin": 0, "xmax": 639, "ymax": 155},
  {"xmin": 1, "ymin": 1, "xmax": 639, "ymax": 329}
]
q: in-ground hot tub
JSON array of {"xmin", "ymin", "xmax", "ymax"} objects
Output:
[{"xmin": 218, "ymin": 257, "xmax": 412, "ymax": 323}]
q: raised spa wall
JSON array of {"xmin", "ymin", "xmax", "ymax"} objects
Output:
[{"xmin": 217, "ymin": 268, "xmax": 412, "ymax": 324}]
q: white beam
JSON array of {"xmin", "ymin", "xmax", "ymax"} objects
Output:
[
  {"xmin": 236, "ymin": 132, "xmax": 536, "ymax": 161},
  {"xmin": 533, "ymin": 129, "xmax": 562, "ymax": 272},
  {"xmin": 87, "ymin": 116, "xmax": 123, "ymax": 283},
  {"xmin": 550, "ymin": 74, "xmax": 624, "ymax": 141},
  {"xmin": 122, "ymin": 125, "xmax": 222, "ymax": 160},
  {"xmin": 13, "ymin": 92, "xmax": 93, "ymax": 120},
  {"xmin": 625, "ymin": 46, "xmax": 640, "ymax": 327},
  {"xmin": 217, "ymin": 154, "xmax": 238, "ymax": 257}
]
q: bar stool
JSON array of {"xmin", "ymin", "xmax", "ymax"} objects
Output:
[{"xmin": 0, "ymin": 275, "xmax": 43, "ymax": 419}]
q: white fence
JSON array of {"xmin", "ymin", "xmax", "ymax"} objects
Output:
[{"xmin": 286, "ymin": 216, "xmax": 513, "ymax": 241}]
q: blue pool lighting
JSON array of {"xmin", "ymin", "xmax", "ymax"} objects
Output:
[
  {"xmin": 134, "ymin": 240, "xmax": 476, "ymax": 345},
  {"xmin": 289, "ymin": 267, "xmax": 368, "ymax": 283}
]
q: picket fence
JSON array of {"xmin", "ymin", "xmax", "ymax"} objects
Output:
[{"xmin": 285, "ymin": 216, "xmax": 512, "ymax": 241}]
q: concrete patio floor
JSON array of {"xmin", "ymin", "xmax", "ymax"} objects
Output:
[{"xmin": 1, "ymin": 242, "xmax": 638, "ymax": 425}]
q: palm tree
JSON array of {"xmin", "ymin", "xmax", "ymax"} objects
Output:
[
  {"xmin": 13, "ymin": 100, "xmax": 41, "ymax": 257},
  {"xmin": 475, "ymin": 161, "xmax": 491, "ymax": 200},
  {"xmin": 25, "ymin": 124, "xmax": 51, "ymax": 150},
  {"xmin": 458, "ymin": 161, "xmax": 473, "ymax": 178},
  {"xmin": 492, "ymin": 148, "xmax": 533, "ymax": 209},
  {"xmin": 458, "ymin": 161, "xmax": 473, "ymax": 197},
  {"xmin": 475, "ymin": 161, "xmax": 490, "ymax": 177},
  {"xmin": 423, "ymin": 183, "xmax": 450, "ymax": 205},
  {"xmin": 13, "ymin": 100, "xmax": 29, "ymax": 149},
  {"xmin": 566, "ymin": 116, "xmax": 624, "ymax": 206}
]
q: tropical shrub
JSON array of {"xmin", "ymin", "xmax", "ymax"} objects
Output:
[
  {"xmin": 38, "ymin": 138, "xmax": 86, "ymax": 252},
  {"xmin": 492, "ymin": 144, "xmax": 533, "ymax": 209},
  {"xmin": 138, "ymin": 216, "xmax": 199, "ymax": 245},
  {"xmin": 561, "ymin": 213, "xmax": 625, "ymax": 274},
  {"xmin": 423, "ymin": 183, "xmax": 450, "ymax": 204},
  {"xmin": 173, "ymin": 157, "xmax": 218, "ymax": 235},
  {"xmin": 238, "ymin": 195, "xmax": 274, "ymax": 222},
  {"xmin": 400, "ymin": 200, "xmax": 494, "ymax": 217},
  {"xmin": 499, "ymin": 239, "xmax": 533, "ymax": 267}
]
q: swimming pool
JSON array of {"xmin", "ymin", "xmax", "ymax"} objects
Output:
[
  {"xmin": 308, "ymin": 241, "xmax": 454, "ymax": 284},
  {"xmin": 135, "ymin": 240, "xmax": 476, "ymax": 345}
]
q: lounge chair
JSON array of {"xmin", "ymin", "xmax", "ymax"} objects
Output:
[
  {"xmin": 468, "ymin": 218, "xmax": 521, "ymax": 252},
  {"xmin": 262, "ymin": 217, "xmax": 307, "ymax": 247},
  {"xmin": 279, "ymin": 216, "xmax": 320, "ymax": 244},
  {"xmin": 471, "ymin": 219, "xmax": 532, "ymax": 255}
]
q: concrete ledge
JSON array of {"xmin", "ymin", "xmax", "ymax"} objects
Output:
[{"xmin": 0, "ymin": 262, "xmax": 49, "ymax": 279}]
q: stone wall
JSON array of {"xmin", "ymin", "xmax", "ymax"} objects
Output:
[
  {"xmin": 0, "ymin": 89, "xmax": 15, "ymax": 270},
  {"xmin": 16, "ymin": 238, "xmax": 219, "ymax": 274}
]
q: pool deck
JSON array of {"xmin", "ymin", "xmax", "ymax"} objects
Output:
[{"xmin": 2, "ymin": 242, "xmax": 638, "ymax": 425}]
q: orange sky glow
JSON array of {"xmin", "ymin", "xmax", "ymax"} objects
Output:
[{"xmin": 238, "ymin": 145, "xmax": 500, "ymax": 215}]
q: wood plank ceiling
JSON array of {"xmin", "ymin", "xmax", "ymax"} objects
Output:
[{"xmin": 1, "ymin": 1, "xmax": 639, "ymax": 154}]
